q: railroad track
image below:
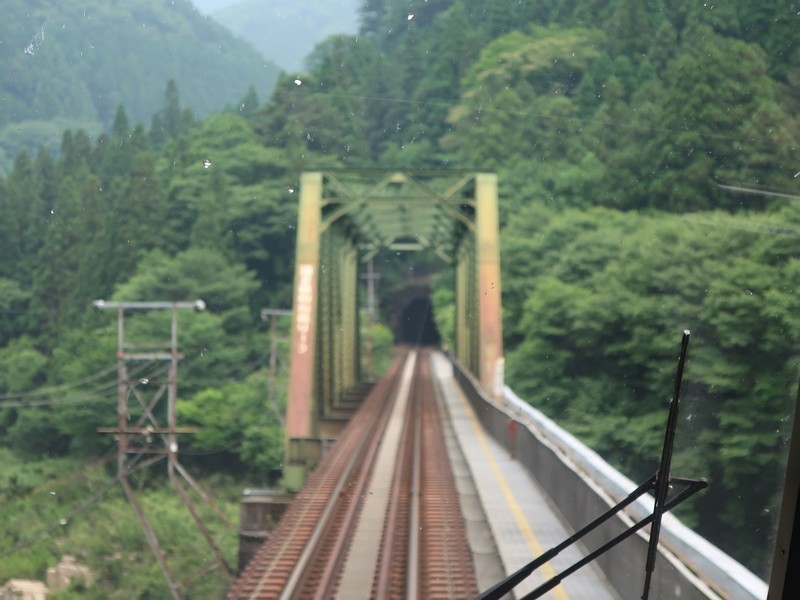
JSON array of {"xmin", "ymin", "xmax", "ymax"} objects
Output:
[{"xmin": 228, "ymin": 349, "xmax": 478, "ymax": 599}]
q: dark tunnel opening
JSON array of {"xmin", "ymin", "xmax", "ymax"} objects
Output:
[{"xmin": 396, "ymin": 296, "xmax": 441, "ymax": 346}]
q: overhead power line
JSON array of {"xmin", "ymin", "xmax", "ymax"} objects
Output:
[
  {"xmin": 0, "ymin": 363, "xmax": 119, "ymax": 400},
  {"xmin": 0, "ymin": 362, "xmax": 164, "ymax": 409},
  {"xmin": 716, "ymin": 183, "xmax": 800, "ymax": 202}
]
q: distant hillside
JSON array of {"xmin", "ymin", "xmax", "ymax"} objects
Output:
[
  {"xmin": 0, "ymin": 0, "xmax": 279, "ymax": 172},
  {"xmin": 211, "ymin": 0, "xmax": 360, "ymax": 72},
  {"xmin": 191, "ymin": 0, "xmax": 242, "ymax": 14}
]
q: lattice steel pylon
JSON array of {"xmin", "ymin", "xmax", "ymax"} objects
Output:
[
  {"xmin": 94, "ymin": 300, "xmax": 233, "ymax": 599},
  {"xmin": 283, "ymin": 171, "xmax": 503, "ymax": 491}
]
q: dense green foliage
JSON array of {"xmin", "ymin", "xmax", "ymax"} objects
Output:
[
  {"xmin": 0, "ymin": 82, "xmax": 297, "ymax": 454},
  {"xmin": 0, "ymin": 0, "xmax": 279, "ymax": 174},
  {"xmin": 1, "ymin": 0, "xmax": 799, "ymax": 592},
  {"xmin": 502, "ymin": 206, "xmax": 800, "ymax": 566},
  {"xmin": 0, "ymin": 449, "xmax": 238, "ymax": 599}
]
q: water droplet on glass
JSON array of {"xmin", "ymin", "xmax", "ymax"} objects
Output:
[{"xmin": 203, "ymin": 159, "xmax": 212, "ymax": 169}]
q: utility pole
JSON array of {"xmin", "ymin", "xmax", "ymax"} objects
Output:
[
  {"xmin": 260, "ymin": 308, "xmax": 292, "ymax": 427},
  {"xmin": 94, "ymin": 300, "xmax": 232, "ymax": 599},
  {"xmin": 360, "ymin": 258, "xmax": 381, "ymax": 379}
]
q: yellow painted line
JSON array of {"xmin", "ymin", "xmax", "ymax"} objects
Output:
[{"xmin": 458, "ymin": 390, "xmax": 570, "ymax": 600}]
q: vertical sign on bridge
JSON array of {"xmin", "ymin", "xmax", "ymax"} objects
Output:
[{"xmin": 284, "ymin": 173, "xmax": 323, "ymax": 491}]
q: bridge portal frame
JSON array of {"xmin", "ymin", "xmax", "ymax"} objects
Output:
[{"xmin": 283, "ymin": 171, "xmax": 502, "ymax": 491}]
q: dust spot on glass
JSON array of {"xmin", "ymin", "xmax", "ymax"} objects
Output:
[{"xmin": 24, "ymin": 24, "xmax": 46, "ymax": 55}]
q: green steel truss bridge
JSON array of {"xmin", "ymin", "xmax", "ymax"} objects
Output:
[{"xmin": 283, "ymin": 170, "xmax": 503, "ymax": 490}]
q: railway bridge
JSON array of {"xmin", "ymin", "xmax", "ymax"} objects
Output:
[
  {"xmin": 282, "ymin": 171, "xmax": 503, "ymax": 492},
  {"xmin": 231, "ymin": 172, "xmax": 771, "ymax": 599}
]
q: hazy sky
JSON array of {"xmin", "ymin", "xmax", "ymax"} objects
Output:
[
  {"xmin": 188, "ymin": 0, "xmax": 361, "ymax": 72},
  {"xmin": 190, "ymin": 0, "xmax": 242, "ymax": 15}
]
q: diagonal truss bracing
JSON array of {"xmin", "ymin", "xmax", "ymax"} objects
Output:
[{"xmin": 283, "ymin": 171, "xmax": 503, "ymax": 491}]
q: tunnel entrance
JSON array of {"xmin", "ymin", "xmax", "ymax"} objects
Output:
[
  {"xmin": 397, "ymin": 296, "xmax": 441, "ymax": 346},
  {"xmin": 379, "ymin": 278, "xmax": 442, "ymax": 348}
]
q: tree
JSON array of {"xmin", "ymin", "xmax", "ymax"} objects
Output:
[
  {"xmin": 108, "ymin": 152, "xmax": 168, "ymax": 279},
  {"xmin": 30, "ymin": 174, "xmax": 100, "ymax": 340},
  {"xmin": 110, "ymin": 248, "xmax": 260, "ymax": 396},
  {"xmin": 237, "ymin": 86, "xmax": 260, "ymax": 120},
  {"xmin": 190, "ymin": 166, "xmax": 233, "ymax": 255},
  {"xmin": 501, "ymin": 205, "xmax": 800, "ymax": 572},
  {"xmin": 644, "ymin": 26, "xmax": 799, "ymax": 211},
  {"xmin": 179, "ymin": 372, "xmax": 284, "ymax": 475}
]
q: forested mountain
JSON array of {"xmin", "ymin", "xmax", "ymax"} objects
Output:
[
  {"xmin": 1, "ymin": 0, "xmax": 798, "ymax": 594},
  {"xmin": 210, "ymin": 0, "xmax": 361, "ymax": 72},
  {"xmin": 0, "ymin": 0, "xmax": 279, "ymax": 173}
]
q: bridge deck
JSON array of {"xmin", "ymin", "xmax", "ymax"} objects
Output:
[{"xmin": 432, "ymin": 352, "xmax": 619, "ymax": 600}]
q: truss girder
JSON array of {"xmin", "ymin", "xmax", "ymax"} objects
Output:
[{"xmin": 284, "ymin": 171, "xmax": 502, "ymax": 490}]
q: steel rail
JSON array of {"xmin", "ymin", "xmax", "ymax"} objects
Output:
[
  {"xmin": 280, "ymin": 371, "xmax": 398, "ymax": 599},
  {"xmin": 418, "ymin": 353, "xmax": 479, "ymax": 598},
  {"xmin": 375, "ymin": 356, "xmax": 418, "ymax": 598},
  {"xmin": 302, "ymin": 362, "xmax": 407, "ymax": 600},
  {"xmin": 405, "ymin": 359, "xmax": 423, "ymax": 599},
  {"xmin": 229, "ymin": 349, "xmax": 479, "ymax": 599},
  {"xmin": 281, "ymin": 352, "xmax": 414, "ymax": 599},
  {"xmin": 227, "ymin": 355, "xmax": 404, "ymax": 599}
]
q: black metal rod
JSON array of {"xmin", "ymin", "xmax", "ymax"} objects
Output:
[
  {"xmin": 476, "ymin": 332, "xmax": 703, "ymax": 600},
  {"xmin": 521, "ymin": 478, "xmax": 707, "ymax": 600},
  {"xmin": 475, "ymin": 475, "xmax": 657, "ymax": 600},
  {"xmin": 642, "ymin": 330, "xmax": 690, "ymax": 600}
]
